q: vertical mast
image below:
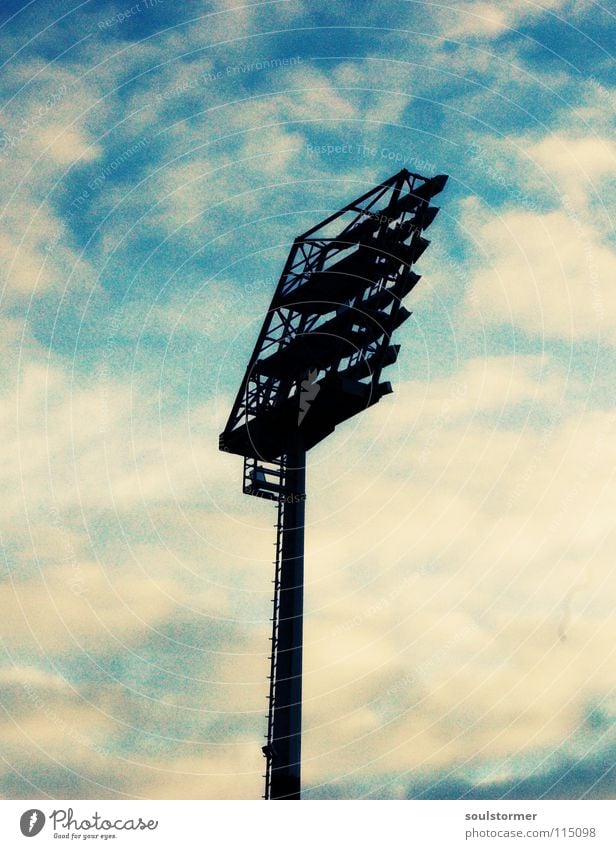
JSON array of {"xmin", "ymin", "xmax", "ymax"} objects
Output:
[
  {"xmin": 219, "ymin": 169, "xmax": 448, "ymax": 801},
  {"xmin": 264, "ymin": 445, "xmax": 306, "ymax": 800}
]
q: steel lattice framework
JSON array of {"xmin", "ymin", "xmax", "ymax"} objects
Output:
[{"xmin": 220, "ymin": 168, "xmax": 448, "ymax": 800}]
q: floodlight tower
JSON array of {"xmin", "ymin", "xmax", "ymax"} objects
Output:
[{"xmin": 219, "ymin": 169, "xmax": 448, "ymax": 800}]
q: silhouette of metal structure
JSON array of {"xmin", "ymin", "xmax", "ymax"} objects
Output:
[{"xmin": 219, "ymin": 168, "xmax": 448, "ymax": 800}]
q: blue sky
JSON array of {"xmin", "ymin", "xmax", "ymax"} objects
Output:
[{"xmin": 0, "ymin": 0, "xmax": 614, "ymax": 799}]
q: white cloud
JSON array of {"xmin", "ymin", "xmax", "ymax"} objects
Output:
[
  {"xmin": 524, "ymin": 132, "xmax": 616, "ymax": 213},
  {"xmin": 0, "ymin": 63, "xmax": 106, "ymax": 297},
  {"xmin": 0, "ymin": 561, "xmax": 184, "ymax": 654},
  {"xmin": 461, "ymin": 196, "xmax": 616, "ymax": 341},
  {"xmin": 442, "ymin": 0, "xmax": 585, "ymax": 39}
]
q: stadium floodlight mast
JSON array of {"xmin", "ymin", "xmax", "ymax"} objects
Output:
[{"xmin": 219, "ymin": 168, "xmax": 448, "ymax": 800}]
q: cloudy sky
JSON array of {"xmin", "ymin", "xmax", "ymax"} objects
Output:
[{"xmin": 0, "ymin": 0, "xmax": 614, "ymax": 800}]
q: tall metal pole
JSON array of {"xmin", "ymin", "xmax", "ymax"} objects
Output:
[
  {"xmin": 268, "ymin": 443, "xmax": 306, "ymax": 800},
  {"xmin": 220, "ymin": 171, "xmax": 448, "ymax": 800}
]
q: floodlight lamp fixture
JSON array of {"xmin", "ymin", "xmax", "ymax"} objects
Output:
[{"xmin": 220, "ymin": 169, "xmax": 448, "ymax": 471}]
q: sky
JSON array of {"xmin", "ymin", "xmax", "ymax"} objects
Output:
[{"xmin": 0, "ymin": 0, "xmax": 614, "ymax": 800}]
